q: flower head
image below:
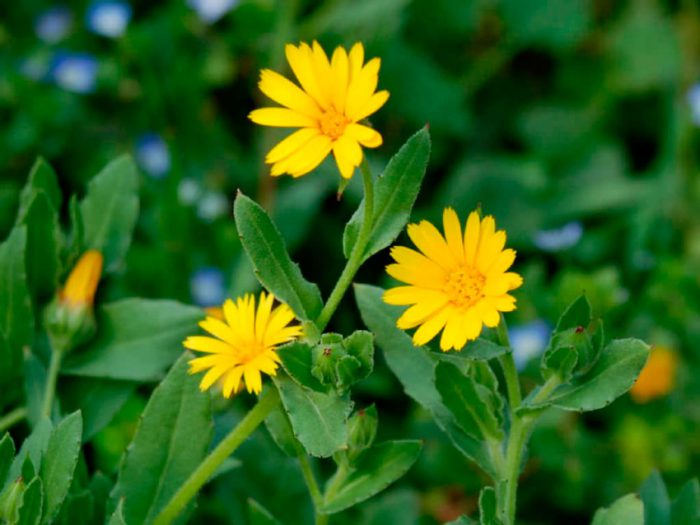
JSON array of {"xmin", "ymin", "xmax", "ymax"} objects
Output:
[
  {"xmin": 60, "ymin": 250, "xmax": 104, "ymax": 308},
  {"xmin": 184, "ymin": 292, "xmax": 302, "ymax": 396},
  {"xmin": 384, "ymin": 208, "xmax": 523, "ymax": 351},
  {"xmin": 249, "ymin": 41, "xmax": 389, "ymax": 179},
  {"xmin": 630, "ymin": 345, "xmax": 678, "ymax": 403}
]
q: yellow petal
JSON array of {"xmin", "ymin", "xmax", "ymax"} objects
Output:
[
  {"xmin": 352, "ymin": 90, "xmax": 389, "ymax": 122},
  {"xmin": 258, "ymin": 69, "xmax": 320, "ymax": 117},
  {"xmin": 222, "ymin": 367, "xmax": 244, "ymax": 398},
  {"xmin": 442, "ymin": 207, "xmax": 464, "ymax": 264},
  {"xmin": 183, "ymin": 336, "xmax": 232, "ymax": 355},
  {"xmin": 199, "ymin": 318, "xmax": 238, "ymax": 346},
  {"xmin": 407, "ymin": 221, "xmax": 459, "ymax": 270},
  {"xmin": 330, "ymin": 46, "xmax": 349, "ymax": 112},
  {"xmin": 265, "ymin": 128, "xmax": 320, "ymax": 164},
  {"xmin": 345, "ymin": 123, "xmax": 382, "ymax": 148},
  {"xmin": 464, "ymin": 211, "xmax": 481, "ymax": 265},
  {"xmin": 332, "ymin": 134, "xmax": 363, "ymax": 179},
  {"xmin": 346, "ymin": 57, "xmax": 381, "ymax": 121},
  {"xmin": 310, "ymin": 41, "xmax": 334, "ymax": 108},
  {"xmin": 285, "ymin": 43, "xmax": 327, "ymax": 108},
  {"xmin": 411, "ymin": 307, "xmax": 451, "ymax": 347},
  {"xmin": 397, "ymin": 295, "xmax": 450, "ymax": 329},
  {"xmin": 255, "ymin": 291, "xmax": 275, "ymax": 342},
  {"xmin": 189, "ymin": 354, "xmax": 228, "ymax": 374},
  {"xmin": 199, "ymin": 363, "xmax": 232, "ymax": 391},
  {"xmin": 249, "ymin": 107, "xmax": 316, "ymax": 128},
  {"xmin": 244, "ymin": 366, "xmax": 263, "ymax": 394},
  {"xmin": 487, "ymin": 249, "xmax": 516, "ymax": 275},
  {"xmin": 281, "ymin": 134, "xmax": 333, "ymax": 177},
  {"xmin": 348, "ymin": 42, "xmax": 364, "ymax": 83},
  {"xmin": 383, "ymin": 285, "xmax": 446, "ymax": 306}
]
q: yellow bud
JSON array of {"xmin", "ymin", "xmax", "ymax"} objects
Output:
[
  {"xmin": 630, "ymin": 345, "xmax": 678, "ymax": 403},
  {"xmin": 59, "ymin": 250, "xmax": 104, "ymax": 309}
]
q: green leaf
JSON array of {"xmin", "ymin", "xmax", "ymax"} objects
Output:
[
  {"xmin": 435, "ymin": 362, "xmax": 503, "ymax": 441},
  {"xmin": 437, "ymin": 339, "xmax": 508, "ymax": 362},
  {"xmin": 671, "ymin": 479, "xmax": 700, "ymax": 525},
  {"xmin": 24, "ymin": 354, "xmax": 47, "ymax": 428},
  {"xmin": 479, "ymin": 486, "xmax": 502, "ymax": 525},
  {"xmin": 277, "ymin": 341, "xmax": 326, "ymax": 392},
  {"xmin": 591, "ymin": 494, "xmax": 644, "ymax": 525},
  {"xmin": 17, "ymin": 191, "xmax": 62, "ymax": 302},
  {"xmin": 248, "ymin": 499, "xmax": 282, "ymax": 525},
  {"xmin": 88, "ymin": 472, "xmax": 113, "ymax": 525},
  {"xmin": 501, "ymin": 0, "xmax": 589, "ymax": 50},
  {"xmin": 321, "ymin": 440, "xmax": 422, "ymax": 514},
  {"xmin": 79, "ymin": 155, "xmax": 139, "ymax": 272},
  {"xmin": 640, "ymin": 471, "xmax": 670, "ymax": 525},
  {"xmin": 17, "ymin": 476, "xmax": 43, "ymax": 525},
  {"xmin": 18, "ymin": 158, "xmax": 62, "ymax": 215},
  {"xmin": 111, "ymin": 354, "xmax": 213, "ymax": 524},
  {"xmin": 56, "ymin": 489, "xmax": 93, "ymax": 525},
  {"xmin": 40, "ymin": 411, "xmax": 83, "ymax": 524},
  {"xmin": 65, "ymin": 196, "xmax": 84, "ymax": 266},
  {"xmin": 264, "ymin": 404, "xmax": 299, "ymax": 458},
  {"xmin": 107, "ymin": 500, "xmax": 126, "ymax": 525},
  {"xmin": 0, "ymin": 434, "xmax": 15, "ymax": 490},
  {"xmin": 234, "ymin": 192, "xmax": 323, "ymax": 322},
  {"xmin": 63, "ymin": 299, "xmax": 204, "ymax": 381},
  {"xmin": 446, "ymin": 517, "xmax": 478, "ymax": 525},
  {"xmin": 539, "ymin": 339, "xmax": 649, "ymax": 412},
  {"xmin": 274, "ymin": 375, "xmax": 352, "ymax": 458},
  {"xmin": 343, "ymin": 128, "xmax": 431, "ymax": 261},
  {"xmin": 0, "ymin": 227, "xmax": 34, "ymax": 384},
  {"xmin": 9, "ymin": 419, "xmax": 52, "ymax": 483},
  {"xmin": 354, "ymin": 284, "xmax": 497, "ymax": 476}
]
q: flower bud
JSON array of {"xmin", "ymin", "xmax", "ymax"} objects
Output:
[
  {"xmin": 44, "ymin": 250, "xmax": 103, "ymax": 352},
  {"xmin": 346, "ymin": 405, "xmax": 378, "ymax": 461}
]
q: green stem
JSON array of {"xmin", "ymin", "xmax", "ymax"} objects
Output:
[
  {"xmin": 496, "ymin": 317, "xmax": 521, "ymax": 410},
  {"xmin": 296, "ymin": 448, "xmax": 327, "ymax": 525},
  {"xmin": 41, "ymin": 350, "xmax": 63, "ymax": 418},
  {"xmin": 0, "ymin": 407, "xmax": 27, "ymax": 434},
  {"xmin": 153, "ymin": 388, "xmax": 280, "ymax": 525},
  {"xmin": 502, "ymin": 416, "xmax": 527, "ymax": 525},
  {"xmin": 314, "ymin": 159, "xmax": 375, "ymax": 332}
]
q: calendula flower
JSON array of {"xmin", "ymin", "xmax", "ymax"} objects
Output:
[
  {"xmin": 249, "ymin": 41, "xmax": 388, "ymax": 179},
  {"xmin": 384, "ymin": 208, "xmax": 523, "ymax": 351},
  {"xmin": 60, "ymin": 250, "xmax": 104, "ymax": 308},
  {"xmin": 184, "ymin": 292, "xmax": 302, "ymax": 396},
  {"xmin": 630, "ymin": 345, "xmax": 678, "ymax": 403}
]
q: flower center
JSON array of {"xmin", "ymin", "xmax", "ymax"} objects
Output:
[
  {"xmin": 443, "ymin": 266, "xmax": 486, "ymax": 309},
  {"xmin": 319, "ymin": 108, "xmax": 349, "ymax": 139}
]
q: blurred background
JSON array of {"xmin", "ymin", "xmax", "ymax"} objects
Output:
[{"xmin": 1, "ymin": 0, "xmax": 700, "ymax": 523}]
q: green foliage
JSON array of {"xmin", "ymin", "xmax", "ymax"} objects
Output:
[
  {"xmin": 478, "ymin": 486, "xmax": 502, "ymax": 525},
  {"xmin": 248, "ymin": 499, "xmax": 282, "ymax": 525},
  {"xmin": 591, "ymin": 494, "xmax": 644, "ymax": 525},
  {"xmin": 641, "ymin": 472, "xmax": 700, "ymax": 525},
  {"xmin": 111, "ymin": 355, "xmax": 213, "ymax": 523}
]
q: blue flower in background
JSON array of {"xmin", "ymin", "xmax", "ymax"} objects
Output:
[
  {"xmin": 135, "ymin": 133, "xmax": 171, "ymax": 179},
  {"xmin": 86, "ymin": 0, "xmax": 132, "ymax": 38},
  {"xmin": 510, "ymin": 320, "xmax": 551, "ymax": 371},
  {"xmin": 687, "ymin": 83, "xmax": 700, "ymax": 126},
  {"xmin": 190, "ymin": 267, "xmax": 226, "ymax": 307},
  {"xmin": 187, "ymin": 0, "xmax": 239, "ymax": 24},
  {"xmin": 178, "ymin": 178, "xmax": 202, "ymax": 205},
  {"xmin": 534, "ymin": 221, "xmax": 583, "ymax": 252},
  {"xmin": 35, "ymin": 7, "xmax": 73, "ymax": 44},
  {"xmin": 197, "ymin": 192, "xmax": 229, "ymax": 222},
  {"xmin": 51, "ymin": 52, "xmax": 98, "ymax": 94},
  {"xmin": 21, "ymin": 54, "xmax": 53, "ymax": 81}
]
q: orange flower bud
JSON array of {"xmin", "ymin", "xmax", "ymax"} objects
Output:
[
  {"xmin": 59, "ymin": 250, "xmax": 104, "ymax": 308},
  {"xmin": 630, "ymin": 345, "xmax": 678, "ymax": 403}
]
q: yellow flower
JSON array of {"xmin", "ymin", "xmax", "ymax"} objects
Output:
[
  {"xmin": 184, "ymin": 292, "xmax": 302, "ymax": 396},
  {"xmin": 249, "ymin": 41, "xmax": 389, "ymax": 179},
  {"xmin": 630, "ymin": 345, "xmax": 678, "ymax": 403},
  {"xmin": 384, "ymin": 208, "xmax": 523, "ymax": 352},
  {"xmin": 59, "ymin": 250, "xmax": 104, "ymax": 308}
]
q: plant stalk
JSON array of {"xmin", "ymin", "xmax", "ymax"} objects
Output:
[
  {"xmin": 0, "ymin": 407, "xmax": 27, "ymax": 434},
  {"xmin": 41, "ymin": 349, "xmax": 63, "ymax": 418},
  {"xmin": 153, "ymin": 387, "xmax": 280, "ymax": 525},
  {"xmin": 314, "ymin": 159, "xmax": 375, "ymax": 332}
]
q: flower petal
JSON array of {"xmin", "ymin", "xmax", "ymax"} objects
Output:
[
  {"xmin": 249, "ymin": 107, "xmax": 316, "ymax": 128},
  {"xmin": 258, "ymin": 69, "xmax": 320, "ymax": 117}
]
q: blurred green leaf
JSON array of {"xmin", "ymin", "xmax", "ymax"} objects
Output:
[
  {"xmin": 321, "ymin": 440, "xmax": 422, "ymax": 514},
  {"xmin": 79, "ymin": 156, "xmax": 139, "ymax": 272},
  {"xmin": 247, "ymin": 499, "xmax": 282, "ymax": 525},
  {"xmin": 274, "ymin": 375, "xmax": 351, "ymax": 458},
  {"xmin": 111, "ymin": 354, "xmax": 213, "ymax": 524},
  {"xmin": 40, "ymin": 411, "xmax": 82, "ymax": 524},
  {"xmin": 9, "ymin": 419, "xmax": 52, "ymax": 484},
  {"xmin": 591, "ymin": 494, "xmax": 643, "ymax": 525},
  {"xmin": 479, "ymin": 486, "xmax": 502, "ymax": 525},
  {"xmin": 63, "ymin": 299, "xmax": 203, "ymax": 382},
  {"xmin": 18, "ymin": 158, "xmax": 61, "ymax": 217},
  {"xmin": 106, "ymin": 500, "xmax": 126, "ymax": 525},
  {"xmin": 0, "ymin": 434, "xmax": 15, "ymax": 490},
  {"xmin": 56, "ymin": 488, "xmax": 92, "ymax": 525},
  {"xmin": 24, "ymin": 354, "xmax": 46, "ymax": 428},
  {"xmin": 234, "ymin": 193, "xmax": 323, "ymax": 322},
  {"xmin": 500, "ymin": 0, "xmax": 590, "ymax": 49},
  {"xmin": 671, "ymin": 479, "xmax": 700, "ymax": 525},
  {"xmin": 640, "ymin": 471, "xmax": 670, "ymax": 525},
  {"xmin": 17, "ymin": 476, "xmax": 43, "ymax": 525},
  {"xmin": 343, "ymin": 127, "xmax": 431, "ymax": 262}
]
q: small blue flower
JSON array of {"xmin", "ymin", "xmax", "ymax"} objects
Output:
[
  {"xmin": 35, "ymin": 7, "xmax": 73, "ymax": 44},
  {"xmin": 51, "ymin": 52, "xmax": 99, "ymax": 94},
  {"xmin": 187, "ymin": 0, "xmax": 239, "ymax": 24},
  {"xmin": 687, "ymin": 83, "xmax": 700, "ymax": 127},
  {"xmin": 191, "ymin": 267, "xmax": 226, "ymax": 307},
  {"xmin": 178, "ymin": 178, "xmax": 202, "ymax": 205},
  {"xmin": 510, "ymin": 320, "xmax": 550, "ymax": 371},
  {"xmin": 135, "ymin": 133, "xmax": 171, "ymax": 179},
  {"xmin": 534, "ymin": 221, "xmax": 583, "ymax": 252},
  {"xmin": 197, "ymin": 192, "xmax": 229, "ymax": 222},
  {"xmin": 86, "ymin": 0, "xmax": 132, "ymax": 38}
]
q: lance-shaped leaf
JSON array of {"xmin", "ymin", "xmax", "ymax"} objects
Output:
[
  {"xmin": 0, "ymin": 434, "xmax": 15, "ymax": 489},
  {"xmin": 640, "ymin": 471, "xmax": 671, "ymax": 525},
  {"xmin": 274, "ymin": 375, "xmax": 352, "ymax": 458},
  {"xmin": 40, "ymin": 411, "xmax": 82, "ymax": 524},
  {"xmin": 591, "ymin": 494, "xmax": 643, "ymax": 525},
  {"xmin": 343, "ymin": 127, "xmax": 431, "ymax": 261},
  {"xmin": 18, "ymin": 476, "xmax": 43, "ymax": 525},
  {"xmin": 9, "ymin": 419, "xmax": 52, "ymax": 483},
  {"xmin": 0, "ymin": 227, "xmax": 34, "ymax": 384},
  {"xmin": 671, "ymin": 479, "xmax": 700, "ymax": 525},
  {"xmin": 354, "ymin": 284, "xmax": 497, "ymax": 476},
  {"xmin": 110, "ymin": 354, "xmax": 213, "ymax": 524},
  {"xmin": 79, "ymin": 155, "xmax": 139, "ymax": 272},
  {"xmin": 321, "ymin": 440, "xmax": 422, "ymax": 514},
  {"xmin": 63, "ymin": 299, "xmax": 204, "ymax": 382},
  {"xmin": 234, "ymin": 192, "xmax": 323, "ymax": 322},
  {"xmin": 18, "ymin": 158, "xmax": 62, "ymax": 215}
]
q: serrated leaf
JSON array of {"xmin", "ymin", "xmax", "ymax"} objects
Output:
[
  {"xmin": 640, "ymin": 471, "xmax": 670, "ymax": 525},
  {"xmin": 0, "ymin": 227, "xmax": 34, "ymax": 384},
  {"xmin": 234, "ymin": 192, "xmax": 323, "ymax": 322},
  {"xmin": 248, "ymin": 498, "xmax": 282, "ymax": 525},
  {"xmin": 40, "ymin": 411, "xmax": 83, "ymax": 524},
  {"xmin": 541, "ymin": 339, "xmax": 649, "ymax": 412},
  {"xmin": 110, "ymin": 354, "xmax": 213, "ymax": 524},
  {"xmin": 435, "ymin": 362, "xmax": 503, "ymax": 441},
  {"xmin": 63, "ymin": 299, "xmax": 204, "ymax": 381},
  {"xmin": 274, "ymin": 375, "xmax": 351, "ymax": 458},
  {"xmin": 79, "ymin": 155, "xmax": 139, "ymax": 272},
  {"xmin": 555, "ymin": 295, "xmax": 592, "ymax": 332},
  {"xmin": 343, "ymin": 128, "xmax": 431, "ymax": 261},
  {"xmin": 17, "ymin": 476, "xmax": 43, "ymax": 525},
  {"xmin": 277, "ymin": 341, "xmax": 326, "ymax": 392},
  {"xmin": 354, "ymin": 284, "xmax": 496, "ymax": 476},
  {"xmin": 479, "ymin": 486, "xmax": 502, "ymax": 525},
  {"xmin": 591, "ymin": 494, "xmax": 643, "ymax": 525},
  {"xmin": 321, "ymin": 440, "xmax": 422, "ymax": 514}
]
